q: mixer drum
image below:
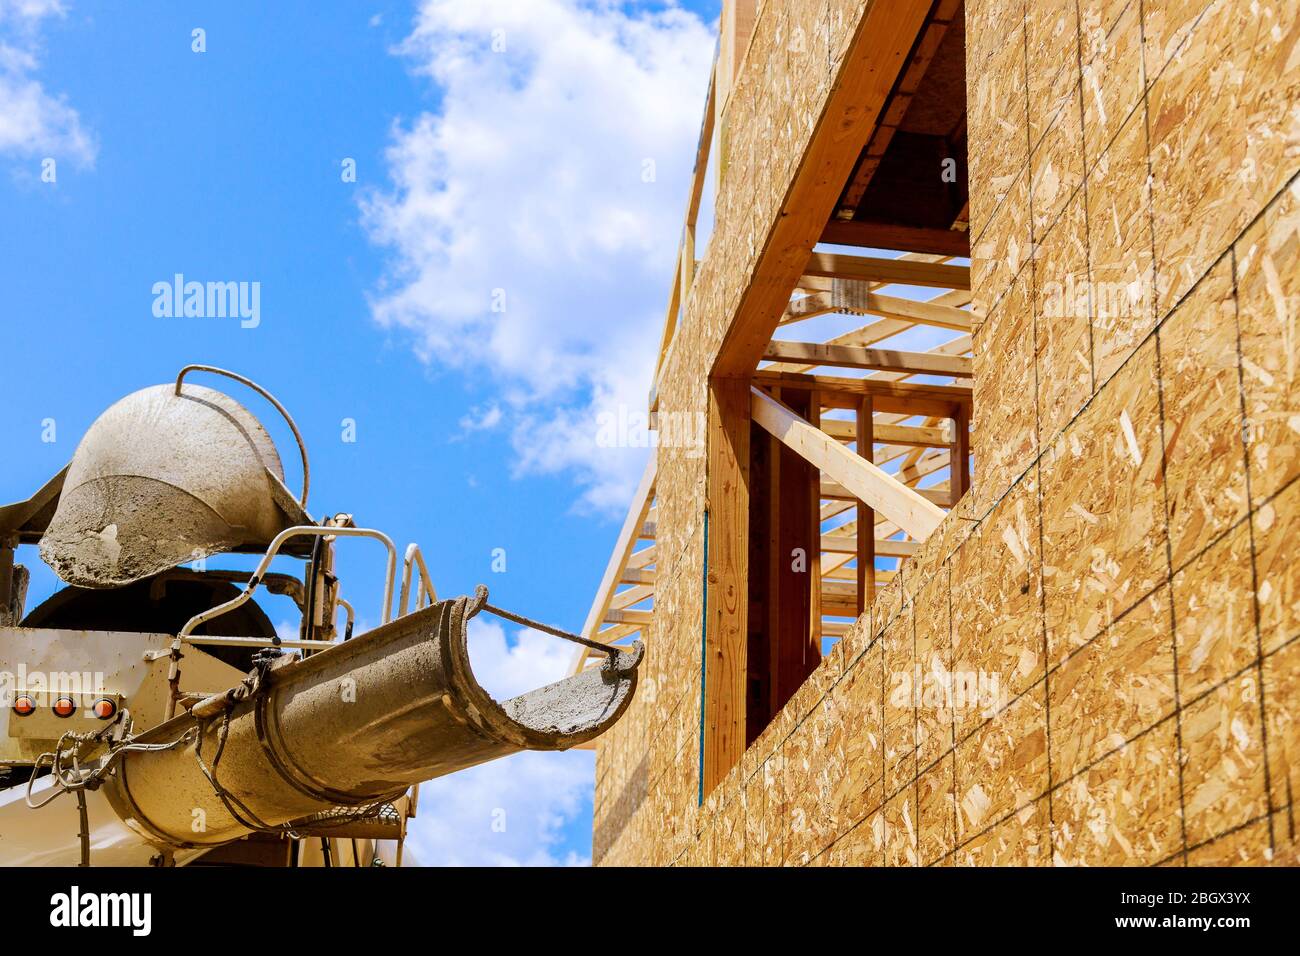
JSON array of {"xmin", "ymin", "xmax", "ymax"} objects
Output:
[{"xmin": 39, "ymin": 383, "xmax": 308, "ymax": 588}]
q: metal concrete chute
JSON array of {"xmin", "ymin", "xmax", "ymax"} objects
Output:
[
  {"xmin": 78, "ymin": 589, "xmax": 642, "ymax": 855},
  {"xmin": 38, "ymin": 368, "xmax": 312, "ymax": 589}
]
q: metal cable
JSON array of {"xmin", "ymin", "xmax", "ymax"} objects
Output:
[{"xmin": 472, "ymin": 585, "xmax": 621, "ymax": 657}]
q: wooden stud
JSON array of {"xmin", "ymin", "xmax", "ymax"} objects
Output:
[
  {"xmin": 857, "ymin": 396, "xmax": 876, "ymax": 615},
  {"xmin": 703, "ymin": 377, "xmax": 749, "ymax": 796}
]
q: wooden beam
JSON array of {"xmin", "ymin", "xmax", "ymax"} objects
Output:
[
  {"xmin": 856, "ymin": 396, "xmax": 875, "ymax": 615},
  {"xmin": 570, "ymin": 456, "xmax": 656, "ymax": 674},
  {"xmin": 951, "ymin": 400, "xmax": 971, "ymax": 504},
  {"xmin": 604, "ymin": 608, "xmax": 652, "ymax": 626},
  {"xmin": 755, "ymin": 369, "xmax": 971, "ymax": 417},
  {"xmin": 619, "ymin": 568, "xmax": 655, "ymax": 585},
  {"xmin": 702, "ymin": 377, "xmax": 749, "ymax": 797},
  {"xmin": 820, "ymin": 478, "xmax": 949, "ymax": 507},
  {"xmin": 820, "ymin": 534, "xmax": 918, "ymax": 558},
  {"xmin": 713, "ymin": 0, "xmax": 934, "ymax": 378},
  {"xmin": 820, "ymin": 220, "xmax": 970, "ymax": 256},
  {"xmin": 807, "ymin": 393, "xmax": 822, "ymax": 647},
  {"xmin": 751, "ymin": 387, "xmax": 945, "ymax": 541},
  {"xmin": 821, "ymin": 417, "xmax": 952, "ymax": 448},
  {"xmin": 849, "ymin": 292, "xmax": 973, "ymax": 332},
  {"xmin": 626, "ymin": 545, "xmax": 656, "ymax": 570},
  {"xmin": 651, "ymin": 48, "xmax": 718, "ymax": 401},
  {"xmin": 610, "ymin": 584, "xmax": 654, "ymax": 610},
  {"xmin": 763, "ymin": 340, "xmax": 971, "ymax": 377},
  {"xmin": 802, "ymin": 252, "xmax": 971, "ymax": 290}
]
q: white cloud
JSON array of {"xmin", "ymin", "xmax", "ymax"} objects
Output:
[
  {"xmin": 458, "ymin": 401, "xmax": 503, "ymax": 434},
  {"xmin": 363, "ymin": 0, "xmax": 713, "ymax": 512},
  {"xmin": 402, "ymin": 615, "xmax": 596, "ymax": 865},
  {"xmin": 0, "ymin": 0, "xmax": 94, "ymax": 166}
]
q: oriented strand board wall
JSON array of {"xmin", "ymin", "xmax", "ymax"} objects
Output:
[{"xmin": 595, "ymin": 0, "xmax": 1300, "ymax": 866}]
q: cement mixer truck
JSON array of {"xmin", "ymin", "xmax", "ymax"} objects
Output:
[{"xmin": 0, "ymin": 365, "xmax": 642, "ymax": 867}]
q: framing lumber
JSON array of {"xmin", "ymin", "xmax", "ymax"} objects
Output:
[
  {"xmin": 751, "ymin": 387, "xmax": 945, "ymax": 541},
  {"xmin": 754, "ymin": 369, "xmax": 971, "ymax": 416},
  {"xmin": 847, "ymin": 292, "xmax": 973, "ymax": 331},
  {"xmin": 821, "ymin": 417, "xmax": 952, "ymax": 447},
  {"xmin": 820, "ymin": 534, "xmax": 918, "ymax": 558},
  {"xmin": 763, "ymin": 340, "xmax": 971, "ymax": 377},
  {"xmin": 604, "ymin": 609, "xmax": 652, "ymax": 626},
  {"xmin": 570, "ymin": 456, "xmax": 656, "ymax": 673},
  {"xmin": 802, "ymin": 252, "xmax": 971, "ymax": 290},
  {"xmin": 702, "ymin": 378, "xmax": 749, "ymax": 796},
  {"xmin": 856, "ymin": 396, "xmax": 875, "ymax": 614},
  {"xmin": 820, "ymin": 220, "xmax": 970, "ymax": 256},
  {"xmin": 712, "ymin": 0, "xmax": 934, "ymax": 378}
]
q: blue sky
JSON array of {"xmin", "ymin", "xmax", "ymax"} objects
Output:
[{"xmin": 0, "ymin": 0, "xmax": 720, "ymax": 865}]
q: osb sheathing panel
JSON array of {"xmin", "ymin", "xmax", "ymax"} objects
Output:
[
  {"xmin": 1025, "ymin": 0, "xmax": 1080, "ymax": 151},
  {"xmin": 1047, "ymin": 586, "xmax": 1176, "ymax": 782},
  {"xmin": 918, "ymin": 751, "xmax": 958, "ymax": 865},
  {"xmin": 965, "ymin": 4, "xmax": 1028, "ymax": 250},
  {"xmin": 1254, "ymin": 479, "xmax": 1300, "ymax": 656},
  {"xmin": 882, "ymin": 603, "xmax": 917, "ymax": 799},
  {"xmin": 1148, "ymin": 0, "xmax": 1300, "ymax": 320},
  {"xmin": 880, "ymin": 786, "xmax": 919, "ymax": 866},
  {"xmin": 1033, "ymin": 190, "xmax": 1094, "ymax": 446},
  {"xmin": 954, "ymin": 686, "xmax": 1048, "ymax": 840},
  {"xmin": 834, "ymin": 640, "xmax": 885, "ymax": 826},
  {"xmin": 1237, "ymin": 179, "xmax": 1300, "ymax": 504},
  {"xmin": 597, "ymin": 0, "xmax": 1300, "ymax": 867},
  {"xmin": 1181, "ymin": 671, "xmax": 1270, "ymax": 847},
  {"xmin": 970, "ymin": 267, "xmax": 1036, "ymax": 516},
  {"xmin": 970, "ymin": 169, "xmax": 1031, "ymax": 327},
  {"xmin": 1156, "ymin": 259, "xmax": 1246, "ymax": 567},
  {"xmin": 1172, "ymin": 524, "xmax": 1257, "ymax": 701},
  {"xmin": 955, "ymin": 797, "xmax": 1050, "ymax": 865},
  {"xmin": 1030, "ymin": 85, "xmax": 1085, "ymax": 242},
  {"xmin": 951, "ymin": 466, "xmax": 1043, "ymax": 742},
  {"xmin": 1086, "ymin": 105, "xmax": 1156, "ymax": 384},
  {"xmin": 1051, "ymin": 721, "xmax": 1183, "ymax": 865},
  {"xmin": 1039, "ymin": 339, "xmax": 1167, "ymax": 664},
  {"xmin": 1264, "ymin": 639, "xmax": 1300, "ymax": 829},
  {"xmin": 1080, "ymin": 1, "xmax": 1144, "ymax": 169},
  {"xmin": 914, "ymin": 569, "xmax": 955, "ymax": 773}
]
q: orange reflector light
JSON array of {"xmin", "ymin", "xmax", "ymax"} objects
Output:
[
  {"xmin": 92, "ymin": 698, "xmax": 117, "ymax": 720},
  {"xmin": 53, "ymin": 696, "xmax": 77, "ymax": 718},
  {"xmin": 13, "ymin": 695, "xmax": 35, "ymax": 717}
]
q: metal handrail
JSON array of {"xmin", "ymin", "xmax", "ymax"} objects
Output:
[
  {"xmin": 178, "ymin": 525, "xmax": 397, "ymax": 644},
  {"xmin": 397, "ymin": 544, "xmax": 438, "ymax": 618}
]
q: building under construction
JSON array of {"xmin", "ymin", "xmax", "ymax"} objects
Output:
[{"xmin": 581, "ymin": 0, "xmax": 1300, "ymax": 866}]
